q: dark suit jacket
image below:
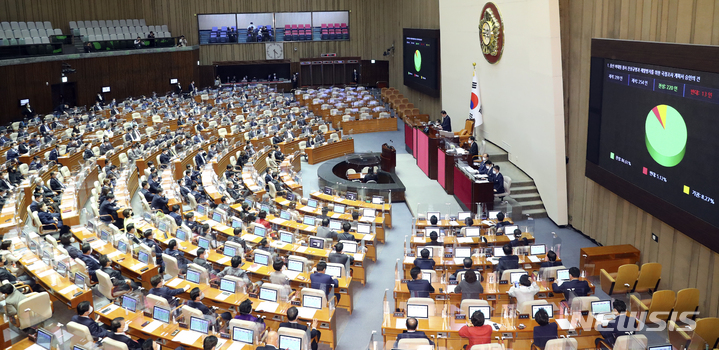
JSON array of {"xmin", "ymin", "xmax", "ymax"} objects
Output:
[
  {"xmin": 148, "ymin": 181, "xmax": 162, "ymax": 194},
  {"xmin": 71, "ymin": 315, "xmax": 109, "ymax": 339},
  {"xmin": 469, "ymin": 142, "xmax": 478, "ymax": 158},
  {"xmin": 310, "ymin": 272, "xmax": 339, "ymax": 296},
  {"xmin": 493, "ymin": 173, "xmax": 505, "ymax": 193},
  {"xmin": 255, "ymin": 346, "xmax": 278, "ymax": 350},
  {"xmin": 194, "ymin": 153, "xmax": 205, "ymax": 167},
  {"xmin": 159, "ymin": 153, "xmax": 171, "ymax": 164},
  {"xmin": 169, "ymin": 212, "xmax": 182, "ymax": 226},
  {"xmin": 414, "ymin": 258, "xmax": 436, "ymax": 270},
  {"xmin": 186, "ymin": 300, "xmax": 213, "ymax": 315},
  {"xmin": 497, "ymin": 255, "xmax": 520, "ymax": 276},
  {"xmin": 5, "ymin": 149, "xmax": 18, "ymax": 161},
  {"xmin": 50, "ymin": 178, "xmax": 64, "ymax": 192},
  {"xmin": 29, "ymin": 201, "xmax": 40, "ymax": 212},
  {"xmin": 108, "ymin": 333, "xmax": 142, "ymax": 350},
  {"xmin": 38, "ymin": 211, "xmax": 60, "ymax": 226},
  {"xmin": 328, "ymin": 252, "xmax": 354, "ymax": 266},
  {"xmin": 533, "ymin": 323, "xmax": 558, "ymax": 349},
  {"xmin": 599, "ymin": 316, "xmax": 638, "ymax": 345},
  {"xmin": 79, "ymin": 254, "xmax": 102, "ymax": 275},
  {"xmin": 441, "ymin": 115, "xmax": 452, "ymax": 132},
  {"xmin": 552, "ymin": 279, "xmax": 591, "ymax": 299},
  {"xmin": 540, "ymin": 261, "xmax": 563, "ymax": 268},
  {"xmin": 406, "ymin": 279, "xmax": 435, "ymax": 297},
  {"xmin": 99, "ymin": 200, "xmax": 119, "ymax": 220},
  {"xmin": 140, "ymin": 188, "xmax": 154, "ymax": 203},
  {"xmin": 83, "ymin": 149, "xmax": 95, "ymax": 160},
  {"xmin": 395, "ymin": 331, "xmax": 434, "ymax": 347},
  {"xmin": 151, "ymin": 195, "xmax": 170, "ymax": 214},
  {"xmin": 149, "ymin": 286, "xmax": 184, "ymax": 303}
]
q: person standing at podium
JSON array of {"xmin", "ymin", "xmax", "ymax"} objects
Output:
[
  {"xmin": 468, "ymin": 136, "xmax": 479, "ymax": 159},
  {"xmin": 440, "ymin": 110, "xmax": 452, "ymax": 132}
]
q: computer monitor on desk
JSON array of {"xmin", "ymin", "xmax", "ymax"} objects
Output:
[
  {"xmin": 530, "ymin": 244, "xmax": 546, "ymax": 255},
  {"xmin": 362, "ymin": 208, "xmax": 375, "ymax": 218},
  {"xmin": 74, "ymin": 272, "xmax": 87, "ymax": 289},
  {"xmin": 325, "ymin": 264, "xmax": 342, "ymax": 278},
  {"xmin": 197, "ymin": 205, "xmax": 207, "ymax": 216},
  {"xmin": 279, "ymin": 335, "xmax": 302, "ymax": 350},
  {"xmin": 464, "ymin": 227, "xmax": 480, "ymax": 237},
  {"xmin": 555, "ymin": 269, "xmax": 570, "ymax": 281},
  {"xmin": 253, "ymin": 226, "xmax": 267, "ymax": 237},
  {"xmin": 416, "ymin": 246, "xmax": 433, "ymax": 257},
  {"xmin": 220, "ymin": 278, "xmax": 236, "ymax": 293},
  {"xmin": 455, "ymin": 247, "xmax": 471, "ymax": 258},
  {"xmin": 406, "ymin": 304, "xmax": 429, "ymax": 319},
  {"xmin": 153, "ymin": 306, "xmax": 171, "ymax": 323},
  {"xmin": 426, "ymin": 211, "xmax": 440, "ymax": 221},
  {"xmin": 458, "ymin": 212, "xmax": 472, "ymax": 221},
  {"xmin": 309, "ymin": 237, "xmax": 325, "ymax": 249},
  {"xmin": 231, "ymin": 217, "xmax": 243, "ymax": 229},
  {"xmin": 233, "ymin": 327, "xmax": 254, "ymax": 344},
  {"xmin": 259, "ymin": 287, "xmax": 278, "ymax": 302},
  {"xmin": 372, "ymin": 195, "xmax": 384, "ymax": 204},
  {"xmin": 488, "ymin": 211, "xmax": 500, "ymax": 219},
  {"xmin": 36, "ymin": 328, "xmax": 53, "ymax": 350},
  {"xmin": 287, "ymin": 259, "xmax": 304, "ymax": 272},
  {"xmin": 190, "ymin": 316, "xmax": 210, "ymax": 334},
  {"xmin": 591, "ymin": 300, "xmax": 612, "ymax": 315},
  {"xmin": 279, "ymin": 210, "xmax": 291, "ymax": 220},
  {"xmin": 357, "ymin": 223, "xmax": 371, "ymax": 234},
  {"xmin": 279, "ymin": 231, "xmax": 294, "ymax": 244},
  {"xmin": 346, "ymin": 192, "xmax": 358, "ymax": 200},
  {"xmin": 307, "ymin": 199, "xmax": 318, "ymax": 208},
  {"xmin": 532, "ymin": 304, "xmax": 553, "ymax": 319},
  {"xmin": 468, "ymin": 305, "xmax": 491, "ymax": 320},
  {"xmin": 175, "ymin": 228, "xmax": 188, "ymax": 241},
  {"xmin": 303, "ymin": 294, "xmax": 323, "ymax": 309},
  {"xmin": 137, "ymin": 251, "xmax": 150, "ymax": 265},
  {"xmin": 303, "ymin": 216, "xmax": 316, "ymax": 226},
  {"xmin": 510, "ymin": 271, "xmax": 528, "ymax": 284},
  {"xmin": 197, "ymin": 237, "xmax": 210, "ymax": 250},
  {"xmin": 186, "ymin": 269, "xmax": 201, "ymax": 284},
  {"xmin": 212, "ymin": 211, "xmax": 225, "ymax": 223},
  {"xmin": 254, "ymin": 252, "xmax": 270, "ymax": 266},
  {"xmin": 333, "ymin": 204, "xmax": 345, "ymax": 214},
  {"xmin": 329, "ymin": 220, "xmax": 341, "ymax": 231},
  {"xmin": 492, "ymin": 247, "xmax": 505, "ymax": 257},
  {"xmin": 122, "ymin": 295, "xmax": 138, "ymax": 312}
]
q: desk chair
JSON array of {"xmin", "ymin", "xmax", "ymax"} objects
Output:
[
  {"xmin": 73, "ymin": 258, "xmax": 95, "ymax": 287},
  {"xmin": 460, "ymin": 299, "xmax": 489, "ymax": 317},
  {"xmin": 268, "ymin": 182, "xmax": 278, "ymax": 198},
  {"xmin": 630, "ymin": 289, "xmax": 674, "ymax": 324},
  {"xmin": 538, "ymin": 266, "xmax": 566, "ymax": 281},
  {"xmin": 420, "ymin": 269, "xmax": 438, "ymax": 283},
  {"xmin": 454, "ymin": 119, "xmax": 475, "ymax": 146},
  {"xmin": 96, "ymin": 270, "xmax": 130, "ymax": 302},
  {"xmin": 396, "ymin": 338, "xmax": 432, "ymax": 350},
  {"xmin": 162, "ymin": 254, "xmax": 181, "ymax": 279},
  {"xmin": 406, "ymin": 297, "xmax": 436, "ymax": 317},
  {"xmin": 186, "ymin": 193, "xmax": 198, "ymax": 211},
  {"xmin": 288, "ymin": 256, "xmax": 310, "ymax": 273},
  {"xmin": 632, "ymin": 262, "xmax": 661, "ymax": 293},
  {"xmin": 102, "ymin": 337, "xmax": 129, "ymax": 350},
  {"xmin": 535, "ymin": 338, "xmax": 576, "ymax": 350},
  {"xmin": 570, "ymin": 296, "xmax": 599, "ymax": 312},
  {"xmin": 692, "ymin": 318, "xmax": 719, "ymax": 349},
  {"xmin": 301, "ymin": 287, "xmax": 328, "ymax": 309},
  {"xmin": 66, "ymin": 321, "xmax": 94, "ymax": 342},
  {"xmin": 596, "ymin": 334, "xmax": 647, "ymax": 350},
  {"xmin": 31, "ymin": 211, "xmax": 61, "ymax": 237},
  {"xmin": 187, "ymin": 263, "xmax": 210, "ymax": 284},
  {"xmin": 518, "ymin": 300, "xmax": 549, "ymax": 316},
  {"xmin": 500, "ymin": 269, "xmax": 527, "ymax": 281},
  {"xmin": 146, "ymin": 293, "xmax": 173, "ymax": 311},
  {"xmin": 15, "ymin": 291, "xmax": 53, "ymax": 329},
  {"xmin": 672, "ymin": 288, "xmax": 699, "ymax": 322},
  {"xmin": 229, "ymin": 319, "xmax": 263, "ymax": 336},
  {"xmin": 180, "ymin": 305, "xmax": 204, "ymax": 324},
  {"xmin": 600, "ymin": 264, "xmax": 639, "ymax": 295},
  {"xmin": 278, "ymin": 327, "xmax": 310, "ymax": 350},
  {"xmin": 494, "ymin": 176, "xmax": 511, "ymax": 201}
]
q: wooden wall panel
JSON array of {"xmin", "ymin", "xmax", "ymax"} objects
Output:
[
  {"xmin": 0, "ymin": 49, "xmax": 199, "ymax": 123},
  {"xmin": 0, "ymin": 0, "xmax": 441, "ymax": 117},
  {"xmin": 561, "ymin": 0, "xmax": 719, "ymax": 317}
]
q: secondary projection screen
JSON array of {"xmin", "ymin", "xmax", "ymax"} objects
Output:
[
  {"xmin": 586, "ymin": 39, "xmax": 719, "ymax": 252},
  {"xmin": 403, "ymin": 28, "xmax": 440, "ymax": 97}
]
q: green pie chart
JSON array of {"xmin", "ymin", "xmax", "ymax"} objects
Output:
[
  {"xmin": 414, "ymin": 50, "xmax": 422, "ymax": 72},
  {"xmin": 645, "ymin": 104, "xmax": 687, "ymax": 167}
]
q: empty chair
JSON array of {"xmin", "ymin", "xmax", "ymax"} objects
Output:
[
  {"xmin": 41, "ymin": 37, "xmax": 49, "ymax": 44},
  {"xmin": 630, "ymin": 290, "xmax": 675, "ymax": 324},
  {"xmin": 20, "ymin": 29, "xmax": 29, "ymax": 38},
  {"xmin": 33, "ymin": 37, "xmax": 42, "ymax": 44},
  {"xmin": 43, "ymin": 21, "xmax": 52, "ymax": 30},
  {"xmin": 77, "ymin": 21, "xmax": 85, "ymax": 28},
  {"xmin": 91, "ymin": 20, "xmax": 99, "ymax": 28},
  {"xmin": 139, "ymin": 19, "xmax": 146, "ymax": 26},
  {"xmin": 66, "ymin": 321, "xmax": 94, "ymax": 343},
  {"xmin": 672, "ymin": 288, "xmax": 700, "ymax": 322},
  {"xmin": 10, "ymin": 22, "xmax": 19, "ymax": 31},
  {"xmin": 600, "ymin": 264, "xmax": 639, "ymax": 295},
  {"xmin": 29, "ymin": 29, "xmax": 38, "ymax": 37},
  {"xmin": 13, "ymin": 29, "xmax": 22, "ymax": 38},
  {"xmin": 53, "ymin": 28, "xmax": 61, "ymax": 35},
  {"xmin": 112, "ymin": 20, "xmax": 120, "ymax": 27},
  {"xmin": 101, "ymin": 27, "xmax": 109, "ymax": 35},
  {"xmin": 16, "ymin": 292, "xmax": 53, "ymax": 329},
  {"xmin": 102, "ymin": 34, "xmax": 110, "ymax": 40},
  {"xmin": 633, "ymin": 262, "xmax": 661, "ymax": 293},
  {"xmin": 102, "ymin": 337, "xmax": 129, "ymax": 350},
  {"xmin": 1, "ymin": 22, "xmax": 10, "ymax": 31},
  {"xmin": 119, "ymin": 19, "xmax": 127, "ymax": 27},
  {"xmin": 539, "ymin": 338, "xmax": 578, "ymax": 350},
  {"xmin": 19, "ymin": 22, "xmax": 27, "ymax": 30},
  {"xmin": 110, "ymin": 34, "xmax": 117, "ymax": 40},
  {"xmin": 132, "ymin": 19, "xmax": 140, "ymax": 26},
  {"xmin": 37, "ymin": 28, "xmax": 46, "ymax": 37}
]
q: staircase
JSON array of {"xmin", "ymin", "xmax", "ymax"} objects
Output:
[{"xmin": 483, "ymin": 140, "xmax": 548, "ymax": 219}]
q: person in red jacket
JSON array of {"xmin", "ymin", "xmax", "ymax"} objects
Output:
[{"xmin": 459, "ymin": 310, "xmax": 493, "ymax": 348}]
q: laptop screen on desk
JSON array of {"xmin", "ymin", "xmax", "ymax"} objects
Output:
[
  {"xmin": 464, "ymin": 227, "xmax": 480, "ymax": 237},
  {"xmin": 186, "ymin": 269, "xmax": 201, "ymax": 284},
  {"xmin": 259, "ymin": 287, "xmax": 277, "ymax": 302},
  {"xmin": 197, "ymin": 237, "xmax": 210, "ymax": 250},
  {"xmin": 329, "ymin": 220, "xmax": 341, "ymax": 231},
  {"xmin": 122, "ymin": 295, "xmax": 138, "ymax": 312},
  {"xmin": 458, "ymin": 212, "xmax": 472, "ymax": 221},
  {"xmin": 303, "ymin": 216, "xmax": 316, "ymax": 226},
  {"xmin": 529, "ymin": 244, "xmax": 546, "ymax": 255},
  {"xmin": 591, "ymin": 300, "xmax": 612, "ymax": 314},
  {"xmin": 455, "ymin": 247, "xmax": 471, "ymax": 258},
  {"xmin": 325, "ymin": 265, "xmax": 341, "ymax": 278},
  {"xmin": 492, "ymin": 247, "xmax": 505, "ymax": 257},
  {"xmin": 287, "ymin": 260, "xmax": 303, "ymax": 272},
  {"xmin": 532, "ymin": 304, "xmax": 553, "ymax": 319},
  {"xmin": 153, "ymin": 306, "xmax": 170, "ymax": 323},
  {"xmin": 220, "ymin": 278, "xmax": 236, "ymax": 293},
  {"xmin": 510, "ymin": 272, "xmax": 527, "ymax": 284},
  {"xmin": 303, "ymin": 294, "xmax": 323, "ymax": 309},
  {"xmin": 233, "ymin": 327, "xmax": 254, "ymax": 344},
  {"xmin": 36, "ymin": 328, "xmax": 53, "ymax": 350},
  {"xmin": 279, "ymin": 335, "xmax": 302, "ymax": 350},
  {"xmin": 190, "ymin": 316, "xmax": 210, "ymax": 334},
  {"xmin": 357, "ymin": 223, "xmax": 371, "ymax": 234},
  {"xmin": 555, "ymin": 269, "xmax": 570, "ymax": 281},
  {"xmin": 407, "ymin": 304, "xmax": 429, "ymax": 319},
  {"xmin": 468, "ymin": 306, "xmax": 491, "ymax": 320}
]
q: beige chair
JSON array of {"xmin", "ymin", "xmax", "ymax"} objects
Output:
[
  {"xmin": 406, "ymin": 297, "xmax": 436, "ymax": 317},
  {"xmin": 162, "ymin": 254, "xmax": 181, "ymax": 279},
  {"xmin": 268, "ymin": 182, "xmax": 278, "ymax": 198},
  {"xmin": 633, "ymin": 262, "xmax": 662, "ymax": 293},
  {"xmin": 278, "ymin": 327, "xmax": 309, "ymax": 350},
  {"xmin": 229, "ymin": 318, "xmax": 262, "ymax": 335},
  {"xmin": 539, "ymin": 338, "xmax": 577, "ymax": 350},
  {"xmin": 570, "ymin": 296, "xmax": 599, "ymax": 312},
  {"xmin": 630, "ymin": 289, "xmax": 675, "ymax": 324},
  {"xmin": 500, "ymin": 269, "xmax": 527, "ymax": 281},
  {"xmin": 330, "ymin": 133, "xmax": 340, "ymax": 142},
  {"xmin": 16, "ymin": 292, "xmax": 53, "ymax": 329},
  {"xmin": 539, "ymin": 266, "xmax": 567, "ymax": 281},
  {"xmin": 96, "ymin": 270, "xmax": 129, "ymax": 301},
  {"xmin": 672, "ymin": 288, "xmax": 700, "ymax": 322},
  {"xmin": 187, "ymin": 263, "xmax": 209, "ymax": 284},
  {"xmin": 600, "ymin": 264, "xmax": 639, "ymax": 295},
  {"xmin": 460, "ymin": 299, "xmax": 490, "ymax": 317},
  {"xmin": 396, "ymin": 338, "xmax": 432, "ymax": 349},
  {"xmin": 604, "ymin": 334, "xmax": 647, "ymax": 350},
  {"xmin": 146, "ymin": 294, "xmax": 172, "ymax": 311},
  {"xmin": 266, "ymin": 156, "xmax": 278, "ymax": 169},
  {"xmin": 301, "ymin": 287, "xmax": 328, "ymax": 309},
  {"xmin": 66, "ymin": 321, "xmax": 94, "ymax": 342},
  {"xmin": 102, "ymin": 337, "xmax": 129, "ymax": 350},
  {"xmin": 180, "ymin": 305, "xmax": 204, "ymax": 323},
  {"xmin": 420, "ymin": 269, "xmax": 438, "ymax": 283},
  {"xmin": 518, "ymin": 300, "xmax": 549, "ymax": 316}
]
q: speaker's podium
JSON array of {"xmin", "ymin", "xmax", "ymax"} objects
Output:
[{"xmin": 381, "ymin": 143, "xmax": 396, "ymax": 172}]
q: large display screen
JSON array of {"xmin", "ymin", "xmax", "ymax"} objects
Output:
[
  {"xmin": 403, "ymin": 28, "xmax": 440, "ymax": 97},
  {"xmin": 587, "ymin": 40, "xmax": 719, "ymax": 252}
]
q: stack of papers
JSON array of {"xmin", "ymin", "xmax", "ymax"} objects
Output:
[
  {"xmin": 556, "ymin": 319, "xmax": 574, "ymax": 330},
  {"xmin": 142, "ymin": 320, "xmax": 164, "ymax": 333},
  {"xmin": 172, "ymin": 330, "xmax": 203, "ymax": 345},
  {"xmin": 166, "ymin": 278, "xmax": 184, "ymax": 287},
  {"xmin": 527, "ymin": 256, "xmax": 541, "ymax": 263},
  {"xmin": 59, "ymin": 285, "xmax": 80, "ymax": 295},
  {"xmin": 130, "ymin": 262, "xmax": 147, "ymax": 271},
  {"xmin": 457, "ymin": 237, "xmax": 474, "ymax": 244},
  {"xmin": 216, "ymin": 256, "xmax": 231, "ymax": 264},
  {"xmin": 255, "ymin": 301, "xmax": 280, "ymax": 313},
  {"xmin": 282, "ymin": 270, "xmax": 300, "ymax": 280},
  {"xmin": 296, "ymin": 307, "xmax": 317, "ymax": 319}
]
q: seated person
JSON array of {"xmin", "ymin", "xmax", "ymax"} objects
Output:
[
  {"xmin": 494, "ymin": 212, "xmax": 511, "ymax": 233},
  {"xmin": 163, "ymin": 239, "xmax": 189, "ymax": 274},
  {"xmin": 37, "ymin": 203, "xmax": 70, "ymax": 234},
  {"xmin": 71, "ymin": 301, "xmax": 110, "ymax": 340},
  {"xmin": 99, "ymin": 254, "xmax": 140, "ymax": 293},
  {"xmin": 268, "ymin": 260, "xmax": 292, "ymax": 298},
  {"xmin": 454, "ymin": 270, "xmax": 483, "ymax": 300},
  {"xmin": 510, "ymin": 228, "xmax": 528, "ymax": 247},
  {"xmin": 107, "ymin": 317, "xmax": 146, "ymax": 350},
  {"xmin": 233, "ymin": 299, "xmax": 265, "ymax": 333},
  {"xmin": 79, "ymin": 243, "xmax": 102, "ymax": 282},
  {"xmin": 216, "ymin": 255, "xmax": 250, "ymax": 285},
  {"xmin": 508, "ymin": 274, "xmax": 540, "ymax": 309},
  {"xmin": 186, "ymin": 287, "xmax": 218, "ymax": 324},
  {"xmin": 194, "ymin": 248, "xmax": 219, "ymax": 276},
  {"xmin": 142, "ymin": 229, "xmax": 165, "ymax": 272},
  {"xmin": 458, "ymin": 309, "xmax": 493, "ymax": 348},
  {"xmin": 497, "ymin": 243, "xmax": 519, "ymax": 278},
  {"xmin": 363, "ymin": 168, "xmax": 378, "ymax": 183},
  {"xmin": 540, "ymin": 250, "xmax": 562, "ymax": 268},
  {"xmin": 336, "ymin": 222, "xmax": 356, "ymax": 242},
  {"xmin": 533, "ymin": 308, "xmax": 558, "ymax": 349},
  {"xmin": 310, "ymin": 261, "xmax": 340, "ymax": 301},
  {"xmin": 0, "ymin": 284, "xmax": 25, "ymax": 318},
  {"xmin": 426, "ymin": 231, "xmax": 443, "ymax": 247},
  {"xmin": 280, "ymin": 307, "xmax": 321, "ymax": 350},
  {"xmin": 328, "ymin": 242, "xmax": 354, "ymax": 266},
  {"xmin": 394, "ymin": 317, "xmax": 434, "ymax": 348},
  {"xmin": 450, "ymin": 257, "xmax": 483, "ymax": 282},
  {"xmin": 149, "ymin": 275, "xmax": 189, "ymax": 307},
  {"xmin": 407, "ymin": 266, "xmax": 434, "ymax": 298},
  {"xmin": 596, "ymin": 300, "xmax": 639, "ymax": 349},
  {"xmin": 551, "ymin": 267, "xmax": 591, "ymax": 299},
  {"xmin": 413, "ymin": 248, "xmax": 435, "ymax": 270}
]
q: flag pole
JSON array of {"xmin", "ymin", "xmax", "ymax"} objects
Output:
[{"xmin": 472, "ymin": 63, "xmax": 485, "ymax": 144}]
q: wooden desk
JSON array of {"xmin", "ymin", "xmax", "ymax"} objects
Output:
[
  {"xmin": 341, "ymin": 118, "xmax": 397, "ymax": 135},
  {"xmin": 305, "ymin": 139, "xmax": 355, "ymax": 165},
  {"xmin": 310, "ymin": 191, "xmax": 392, "ymax": 232},
  {"xmin": 579, "ymin": 244, "xmax": 640, "ymax": 276}
]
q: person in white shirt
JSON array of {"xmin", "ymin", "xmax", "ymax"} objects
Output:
[{"xmin": 508, "ymin": 274, "xmax": 540, "ymax": 311}]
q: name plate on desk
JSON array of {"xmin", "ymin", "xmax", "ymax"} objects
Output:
[
  {"xmin": 415, "ymin": 233, "xmax": 424, "ymax": 238},
  {"xmin": 548, "ymin": 278, "xmax": 555, "ymax": 282},
  {"xmin": 449, "ymin": 280, "xmax": 459, "ymax": 285},
  {"xmin": 248, "ymin": 293, "xmax": 258, "ymax": 299},
  {"xmin": 499, "ymin": 280, "xmax": 508, "ymax": 285},
  {"xmin": 291, "ymin": 300, "xmax": 301, "ymax": 306},
  {"xmin": 179, "ymin": 322, "xmax": 188, "ymax": 329},
  {"xmin": 444, "ymin": 254, "xmax": 453, "ymax": 258},
  {"xmin": 407, "ymin": 253, "xmax": 415, "ymax": 258},
  {"xmin": 518, "ymin": 314, "xmax": 529, "ymax": 319},
  {"xmin": 581, "ymin": 311, "xmax": 589, "ymax": 316},
  {"xmin": 400, "ymin": 279, "xmax": 410, "ymax": 283},
  {"xmin": 394, "ymin": 311, "xmax": 405, "ymax": 318},
  {"xmin": 455, "ymin": 314, "xmax": 467, "ymax": 320},
  {"xmin": 220, "ymin": 333, "xmax": 230, "ymax": 339},
  {"xmin": 435, "ymin": 295, "xmax": 448, "ymax": 301}
]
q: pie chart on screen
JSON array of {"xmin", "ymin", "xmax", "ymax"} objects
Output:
[
  {"xmin": 414, "ymin": 50, "xmax": 422, "ymax": 72},
  {"xmin": 645, "ymin": 104, "xmax": 687, "ymax": 167}
]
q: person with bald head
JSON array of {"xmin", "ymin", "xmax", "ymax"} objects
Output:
[
  {"xmin": 256, "ymin": 331, "xmax": 279, "ymax": 350},
  {"xmin": 394, "ymin": 317, "xmax": 434, "ymax": 348}
]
